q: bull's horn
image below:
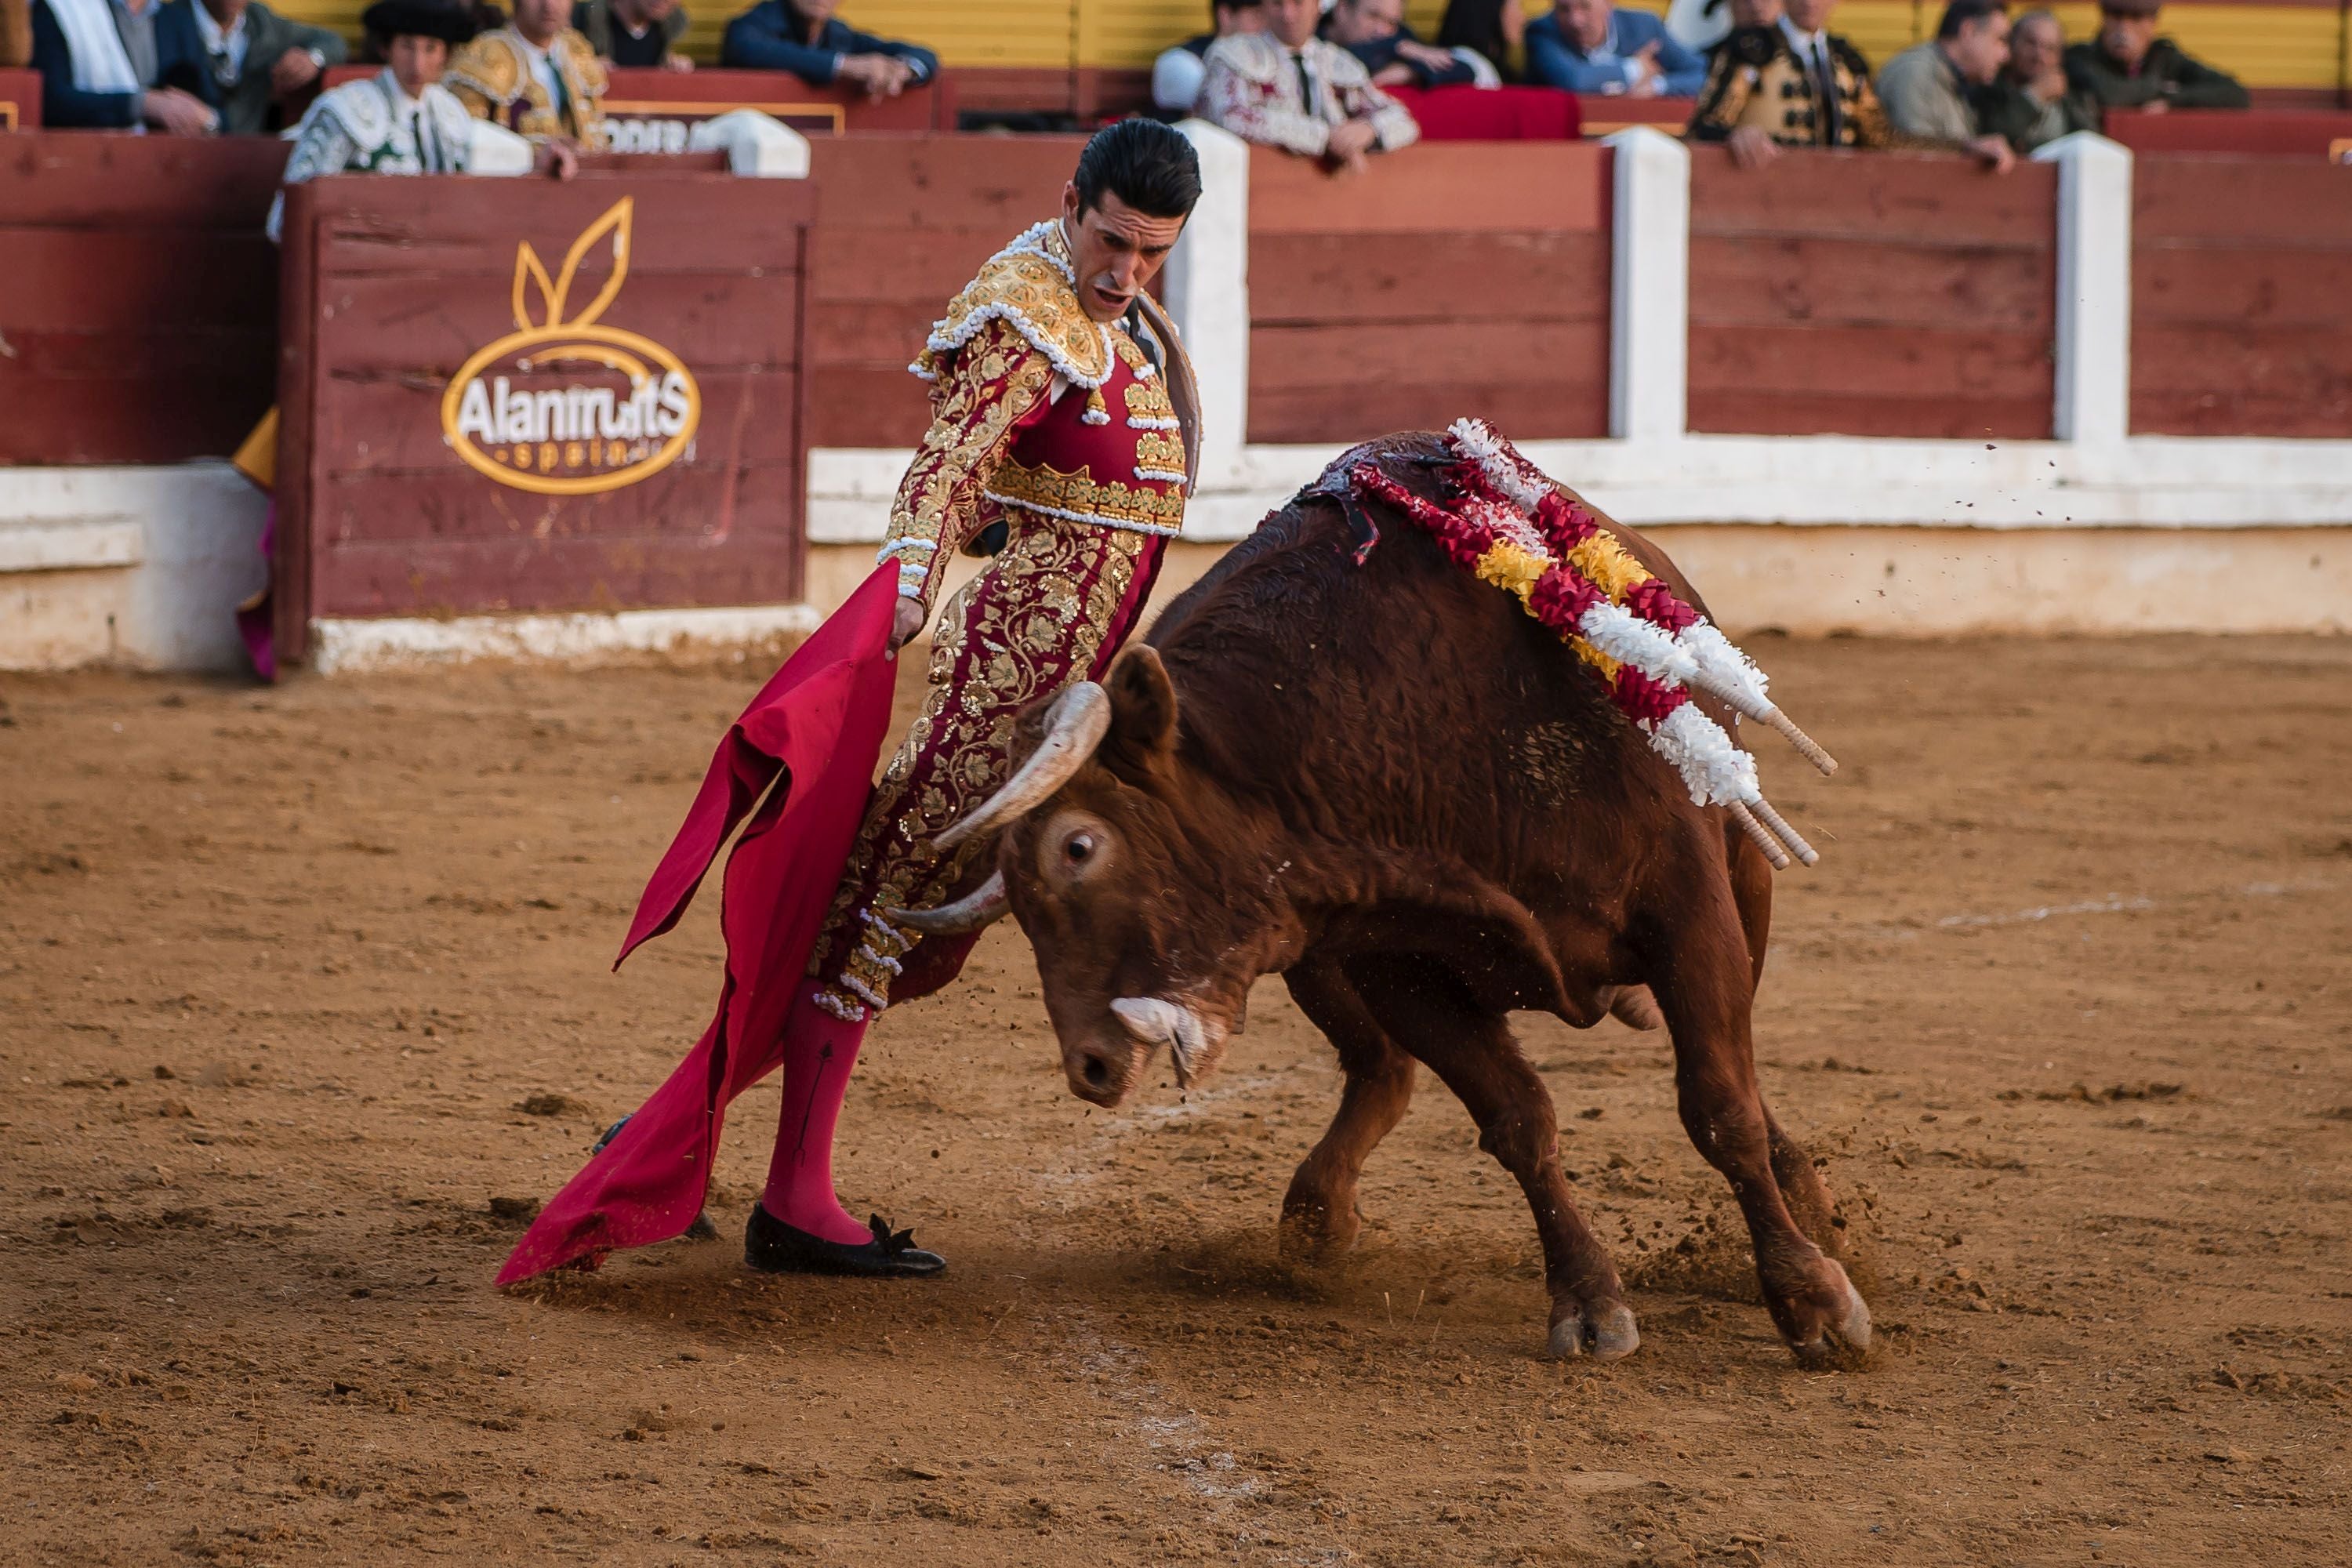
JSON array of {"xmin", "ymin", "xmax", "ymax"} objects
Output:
[
  {"xmin": 933, "ymin": 681, "xmax": 1112, "ymax": 851},
  {"xmin": 882, "ymin": 871, "xmax": 1008, "ymax": 937},
  {"xmin": 1110, "ymin": 996, "xmax": 1209, "ymax": 1090}
]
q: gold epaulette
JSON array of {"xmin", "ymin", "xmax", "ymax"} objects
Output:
[
  {"xmin": 915, "ymin": 221, "xmax": 1112, "ymax": 390},
  {"xmin": 444, "ymin": 32, "xmax": 525, "ymax": 105},
  {"xmin": 554, "ymin": 30, "xmax": 608, "ymax": 101}
]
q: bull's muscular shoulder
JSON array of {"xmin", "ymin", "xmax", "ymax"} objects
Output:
[
  {"xmin": 445, "ymin": 34, "xmax": 525, "ymax": 104},
  {"xmin": 919, "ymin": 222, "xmax": 1109, "ymax": 387}
]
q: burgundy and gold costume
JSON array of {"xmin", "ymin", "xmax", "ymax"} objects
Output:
[{"xmin": 808, "ymin": 220, "xmax": 1200, "ymax": 1023}]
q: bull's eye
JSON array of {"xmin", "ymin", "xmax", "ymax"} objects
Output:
[{"xmin": 1065, "ymin": 833, "xmax": 1096, "ymax": 866}]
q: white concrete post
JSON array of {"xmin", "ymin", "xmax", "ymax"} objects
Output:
[
  {"xmin": 1164, "ymin": 118, "xmax": 1252, "ymax": 490},
  {"xmin": 689, "ymin": 111, "xmax": 812, "ymax": 179},
  {"xmin": 2033, "ymin": 132, "xmax": 2132, "ymax": 444},
  {"xmin": 1600, "ymin": 126, "xmax": 1690, "ymax": 444}
]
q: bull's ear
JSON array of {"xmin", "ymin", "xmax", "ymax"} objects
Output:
[{"xmin": 1102, "ymin": 645, "xmax": 1178, "ymax": 779}]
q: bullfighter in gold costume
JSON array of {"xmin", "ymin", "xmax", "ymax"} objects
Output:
[{"xmin": 443, "ymin": 0, "xmax": 607, "ymax": 144}]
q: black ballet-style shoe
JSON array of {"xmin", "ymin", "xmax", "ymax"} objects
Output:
[{"xmin": 744, "ymin": 1202, "xmax": 946, "ymax": 1279}]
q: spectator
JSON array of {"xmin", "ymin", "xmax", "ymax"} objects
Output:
[
  {"xmin": 1200, "ymin": 0, "xmax": 1418, "ymax": 172},
  {"xmin": 573, "ymin": 0, "xmax": 688, "ymax": 71},
  {"xmin": 180, "ymin": 0, "xmax": 347, "ymax": 134},
  {"xmin": 2063, "ymin": 0, "xmax": 2245, "ymax": 119},
  {"xmin": 3, "ymin": 0, "xmax": 31, "ymax": 67},
  {"xmin": 1974, "ymin": 7, "xmax": 2092, "ymax": 151},
  {"xmin": 445, "ymin": 0, "xmax": 607, "ymax": 144},
  {"xmin": 30, "ymin": 0, "xmax": 216, "ymax": 129},
  {"xmin": 270, "ymin": 0, "xmax": 569, "ymax": 241},
  {"xmin": 1436, "ymin": 0, "xmax": 1522, "ymax": 82},
  {"xmin": 1324, "ymin": 0, "xmax": 1494, "ymax": 91},
  {"xmin": 1526, "ymin": 0, "xmax": 1705, "ymax": 96},
  {"xmin": 720, "ymin": 0, "xmax": 935, "ymax": 98},
  {"xmin": 1686, "ymin": 0, "xmax": 1891, "ymax": 167},
  {"xmin": 1152, "ymin": 0, "xmax": 1261, "ymax": 116},
  {"xmin": 1876, "ymin": 0, "xmax": 2015, "ymax": 169}
]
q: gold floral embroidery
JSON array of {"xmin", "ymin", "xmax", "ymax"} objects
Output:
[
  {"xmin": 1133, "ymin": 429, "xmax": 1187, "ymax": 476},
  {"xmin": 811, "ymin": 520, "xmax": 1151, "ymax": 1010},
  {"xmin": 1121, "ymin": 376, "xmax": 1177, "ymax": 424},
  {"xmin": 986, "ymin": 458, "xmax": 1186, "ymax": 532},
  {"xmin": 878, "ymin": 317, "xmax": 1054, "ymax": 617},
  {"xmin": 914, "ymin": 224, "xmax": 1109, "ymax": 388}
]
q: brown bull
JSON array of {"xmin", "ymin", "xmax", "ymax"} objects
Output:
[{"xmin": 895, "ymin": 433, "xmax": 1870, "ymax": 1368}]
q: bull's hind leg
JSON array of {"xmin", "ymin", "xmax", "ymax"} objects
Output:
[
  {"xmin": 1642, "ymin": 866, "xmax": 1871, "ymax": 1368},
  {"xmin": 1279, "ymin": 958, "xmax": 1417, "ymax": 1258},
  {"xmin": 1348, "ymin": 956, "xmax": 1639, "ymax": 1363},
  {"xmin": 1726, "ymin": 824, "xmax": 1848, "ymax": 1261}
]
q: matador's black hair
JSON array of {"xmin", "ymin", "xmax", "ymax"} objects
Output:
[{"xmin": 1073, "ymin": 118, "xmax": 1203, "ymax": 221}]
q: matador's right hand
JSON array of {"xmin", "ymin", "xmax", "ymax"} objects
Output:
[{"xmin": 888, "ymin": 597, "xmax": 926, "ymax": 655}]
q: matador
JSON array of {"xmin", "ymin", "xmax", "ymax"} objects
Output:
[{"xmin": 498, "ymin": 118, "xmax": 1205, "ymax": 1287}]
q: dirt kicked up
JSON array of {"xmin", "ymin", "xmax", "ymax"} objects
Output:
[{"xmin": 2, "ymin": 633, "xmax": 2348, "ymax": 1566}]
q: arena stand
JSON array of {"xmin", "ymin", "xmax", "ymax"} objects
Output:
[{"xmin": 4, "ymin": 111, "xmax": 2351, "ymax": 669}]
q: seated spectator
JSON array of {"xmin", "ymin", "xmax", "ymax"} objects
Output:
[
  {"xmin": 1436, "ymin": 0, "xmax": 1522, "ymax": 82},
  {"xmin": 573, "ymin": 0, "xmax": 688, "ymax": 71},
  {"xmin": 1324, "ymin": 0, "xmax": 1496, "ymax": 91},
  {"xmin": 1685, "ymin": 0, "xmax": 1891, "ymax": 167},
  {"xmin": 2063, "ymin": 0, "xmax": 2245, "ymax": 120},
  {"xmin": 1974, "ymin": 7, "xmax": 2092, "ymax": 151},
  {"xmin": 1152, "ymin": 0, "xmax": 1262, "ymax": 117},
  {"xmin": 445, "ymin": 0, "xmax": 607, "ymax": 145},
  {"xmin": 182, "ymin": 0, "xmax": 348, "ymax": 134},
  {"xmin": 31, "ymin": 0, "xmax": 216, "ymax": 130},
  {"xmin": 270, "ymin": 0, "xmax": 569, "ymax": 241},
  {"xmin": 1526, "ymin": 0, "xmax": 1706, "ymax": 98},
  {"xmin": 1200, "ymin": 0, "xmax": 1418, "ymax": 171},
  {"xmin": 720, "ymin": 0, "xmax": 935, "ymax": 98},
  {"xmin": 1876, "ymin": 0, "xmax": 2015, "ymax": 169}
]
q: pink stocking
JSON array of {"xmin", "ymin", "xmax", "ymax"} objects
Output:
[{"xmin": 759, "ymin": 980, "xmax": 873, "ymax": 1245}]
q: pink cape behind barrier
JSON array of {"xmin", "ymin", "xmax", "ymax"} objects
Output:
[{"xmin": 495, "ymin": 564, "xmax": 904, "ymax": 1287}]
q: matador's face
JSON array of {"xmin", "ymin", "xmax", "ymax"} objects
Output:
[{"xmin": 1058, "ymin": 187, "xmax": 1186, "ymax": 325}]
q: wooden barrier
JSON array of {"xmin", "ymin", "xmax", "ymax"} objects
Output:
[
  {"xmin": 2130, "ymin": 154, "xmax": 2352, "ymax": 437},
  {"xmin": 314, "ymin": 65, "xmax": 953, "ymax": 136},
  {"xmin": 804, "ymin": 132, "xmax": 1088, "ymax": 449},
  {"xmin": 2107, "ymin": 109, "xmax": 2352, "ymax": 160},
  {"xmin": 0, "ymin": 67, "xmax": 39, "ymax": 130},
  {"xmin": 272, "ymin": 172, "xmax": 815, "ymax": 659},
  {"xmin": 0, "ymin": 134, "xmax": 285, "ymax": 465},
  {"xmin": 1244, "ymin": 141, "xmax": 1614, "ymax": 446},
  {"xmin": 1686, "ymin": 147, "xmax": 2058, "ymax": 439}
]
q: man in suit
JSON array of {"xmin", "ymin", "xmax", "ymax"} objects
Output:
[
  {"xmin": 174, "ymin": 0, "xmax": 347, "ymax": 133},
  {"xmin": 1526, "ymin": 0, "xmax": 1707, "ymax": 96},
  {"xmin": 719, "ymin": 0, "xmax": 935, "ymax": 97},
  {"xmin": 2063, "ymin": 0, "xmax": 2245, "ymax": 120},
  {"xmin": 30, "ymin": 0, "xmax": 213, "ymax": 129}
]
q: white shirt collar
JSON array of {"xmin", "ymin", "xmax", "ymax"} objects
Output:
[
  {"xmin": 1780, "ymin": 16, "xmax": 1827, "ymax": 54},
  {"xmin": 191, "ymin": 1, "xmax": 244, "ymax": 52}
]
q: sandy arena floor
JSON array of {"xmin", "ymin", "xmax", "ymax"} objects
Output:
[{"xmin": 2, "ymin": 633, "xmax": 2349, "ymax": 1566}]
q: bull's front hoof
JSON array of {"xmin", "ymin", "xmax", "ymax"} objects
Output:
[
  {"xmin": 1547, "ymin": 1298, "xmax": 1640, "ymax": 1363},
  {"xmin": 1275, "ymin": 1195, "xmax": 1361, "ymax": 1262},
  {"xmin": 1784, "ymin": 1261, "xmax": 1872, "ymax": 1370}
]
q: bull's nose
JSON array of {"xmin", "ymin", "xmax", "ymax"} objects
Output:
[{"xmin": 1066, "ymin": 1044, "xmax": 1130, "ymax": 1105}]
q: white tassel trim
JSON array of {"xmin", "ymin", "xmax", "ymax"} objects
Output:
[
  {"xmin": 926, "ymin": 304, "xmax": 1113, "ymax": 390},
  {"xmin": 855, "ymin": 942, "xmax": 905, "ymax": 977},
  {"xmin": 811, "ymin": 989, "xmax": 866, "ymax": 1022},
  {"xmin": 980, "ymin": 490, "xmax": 1185, "ymax": 538},
  {"xmin": 1133, "ymin": 467, "xmax": 1189, "ymax": 485},
  {"xmin": 1000, "ymin": 220, "xmax": 1076, "ymax": 285},
  {"xmin": 1081, "ymin": 406, "xmax": 1110, "ymax": 426},
  {"xmin": 1127, "ymin": 415, "xmax": 1180, "ymax": 430},
  {"xmin": 907, "ymin": 363, "xmax": 939, "ymax": 383},
  {"xmin": 877, "ymin": 537, "xmax": 937, "ymax": 561},
  {"xmin": 840, "ymin": 974, "xmax": 888, "ymax": 1012},
  {"xmin": 1644, "ymin": 702, "xmax": 1760, "ymax": 809}
]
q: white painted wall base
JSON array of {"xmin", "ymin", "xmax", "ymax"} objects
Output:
[
  {"xmin": 310, "ymin": 602, "xmax": 822, "ymax": 675},
  {"xmin": 0, "ymin": 463, "xmax": 267, "ymax": 673}
]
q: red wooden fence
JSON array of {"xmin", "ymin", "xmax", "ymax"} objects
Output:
[
  {"xmin": 273, "ymin": 172, "xmax": 814, "ymax": 657},
  {"xmin": 804, "ymin": 132, "xmax": 1088, "ymax": 449},
  {"xmin": 0, "ymin": 135, "xmax": 285, "ymax": 464},
  {"xmin": 1244, "ymin": 141, "xmax": 1614, "ymax": 445},
  {"xmin": 1686, "ymin": 147, "xmax": 2058, "ymax": 440},
  {"xmin": 2131, "ymin": 155, "xmax": 2352, "ymax": 437}
]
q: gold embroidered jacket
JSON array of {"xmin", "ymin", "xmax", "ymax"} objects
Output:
[
  {"xmin": 1686, "ymin": 24, "xmax": 1892, "ymax": 149},
  {"xmin": 445, "ymin": 27, "xmax": 608, "ymax": 145},
  {"xmin": 880, "ymin": 220, "xmax": 1201, "ymax": 619}
]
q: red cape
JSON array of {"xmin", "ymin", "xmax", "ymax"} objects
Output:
[{"xmin": 497, "ymin": 565, "xmax": 904, "ymax": 1286}]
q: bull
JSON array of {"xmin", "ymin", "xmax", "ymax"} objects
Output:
[{"xmin": 891, "ymin": 434, "xmax": 1871, "ymax": 1368}]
